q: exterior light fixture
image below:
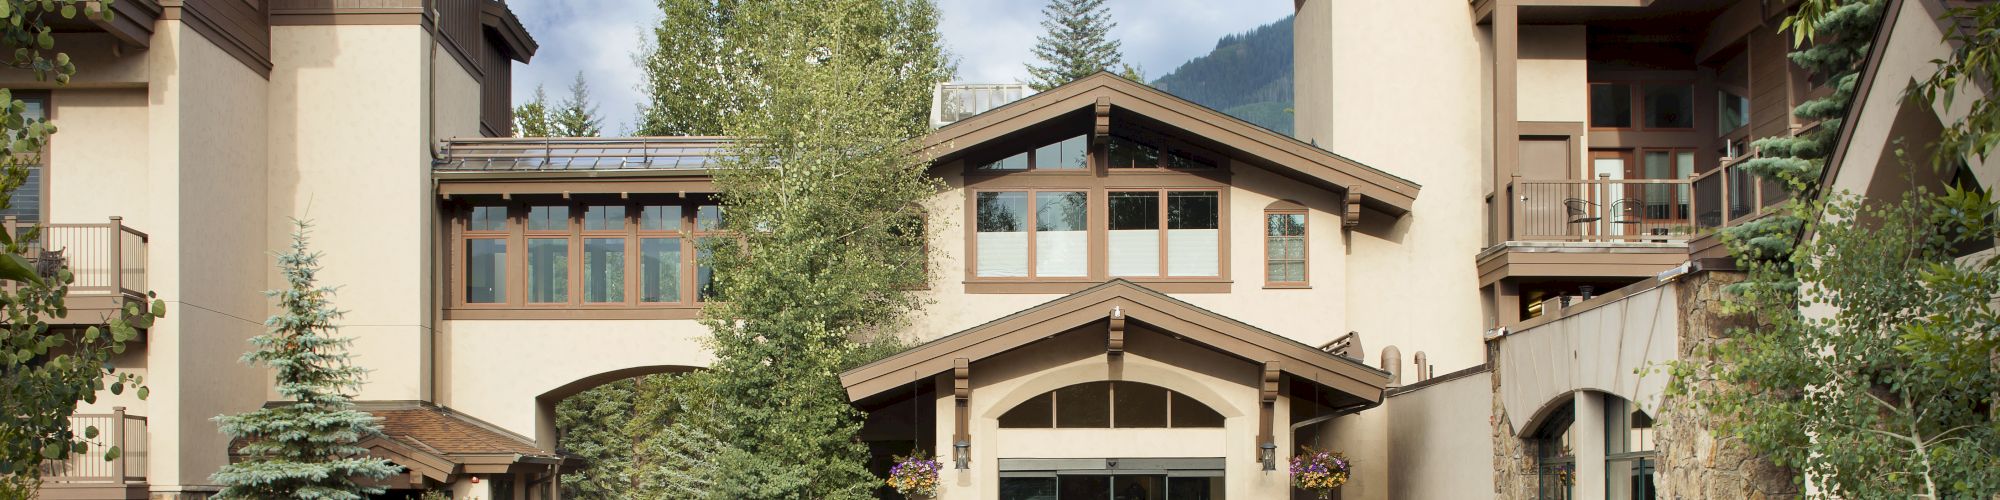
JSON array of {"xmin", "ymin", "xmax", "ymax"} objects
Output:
[
  {"xmin": 954, "ymin": 440, "xmax": 971, "ymax": 469},
  {"xmin": 1260, "ymin": 442, "xmax": 1277, "ymax": 471}
]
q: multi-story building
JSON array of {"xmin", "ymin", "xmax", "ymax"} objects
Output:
[
  {"xmin": 17, "ymin": 0, "xmax": 537, "ymax": 498},
  {"xmin": 19, "ymin": 0, "xmax": 1990, "ymax": 499}
]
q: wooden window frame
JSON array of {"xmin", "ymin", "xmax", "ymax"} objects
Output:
[
  {"xmin": 1104, "ymin": 188, "xmax": 1224, "ymax": 279},
  {"xmin": 1588, "ymin": 80, "xmax": 1698, "ymax": 132},
  {"xmin": 444, "ymin": 195, "xmax": 721, "ymax": 320},
  {"xmin": 1262, "ymin": 201, "xmax": 1309, "ymax": 289}
]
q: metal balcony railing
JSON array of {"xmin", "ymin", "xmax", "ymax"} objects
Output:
[
  {"xmin": 38, "ymin": 407, "xmax": 147, "ymax": 485},
  {"xmin": 3, "ymin": 216, "xmax": 148, "ymax": 299},
  {"xmin": 1514, "ymin": 176, "xmax": 1697, "ymax": 242}
]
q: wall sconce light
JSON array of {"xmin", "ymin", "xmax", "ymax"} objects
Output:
[
  {"xmin": 1260, "ymin": 442, "xmax": 1277, "ymax": 471},
  {"xmin": 953, "ymin": 440, "xmax": 971, "ymax": 469}
]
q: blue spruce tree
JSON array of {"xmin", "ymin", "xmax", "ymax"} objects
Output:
[{"xmin": 211, "ymin": 220, "xmax": 399, "ymax": 499}]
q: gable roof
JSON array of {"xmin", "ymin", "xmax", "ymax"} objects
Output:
[
  {"xmin": 923, "ymin": 72, "xmax": 1422, "ymax": 216},
  {"xmin": 841, "ymin": 279, "xmax": 1393, "ymax": 405}
]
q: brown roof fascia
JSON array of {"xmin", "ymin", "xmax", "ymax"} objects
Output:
[
  {"xmin": 840, "ymin": 279, "xmax": 1392, "ymax": 405},
  {"xmin": 922, "ymin": 73, "xmax": 1420, "ymax": 216},
  {"xmin": 480, "ymin": 0, "xmax": 538, "ymax": 62},
  {"xmin": 361, "ymin": 436, "xmax": 458, "ymax": 482}
]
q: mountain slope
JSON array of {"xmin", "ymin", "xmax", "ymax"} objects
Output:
[{"xmin": 1151, "ymin": 15, "xmax": 1293, "ymax": 135}]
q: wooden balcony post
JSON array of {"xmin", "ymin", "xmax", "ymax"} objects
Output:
[
  {"xmin": 107, "ymin": 216, "xmax": 123, "ymax": 295},
  {"xmin": 110, "ymin": 406, "xmax": 126, "ymax": 483}
]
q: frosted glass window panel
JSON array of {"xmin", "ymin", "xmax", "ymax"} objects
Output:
[
  {"xmin": 1109, "ymin": 230, "xmax": 1159, "ymax": 276},
  {"xmin": 582, "ymin": 238, "xmax": 625, "ymax": 303},
  {"xmin": 640, "ymin": 237, "xmax": 681, "ymax": 302},
  {"xmin": 976, "ymin": 192, "xmax": 1029, "ymax": 277},
  {"xmin": 1167, "ymin": 229, "xmax": 1218, "ymax": 277},
  {"xmin": 1035, "ymin": 191, "xmax": 1088, "ymax": 277},
  {"xmin": 1166, "ymin": 192, "xmax": 1219, "ymax": 277},
  {"xmin": 979, "ymin": 232, "xmax": 1030, "ymax": 277}
]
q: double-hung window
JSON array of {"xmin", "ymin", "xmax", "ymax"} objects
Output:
[{"xmin": 1264, "ymin": 207, "xmax": 1307, "ymax": 286}]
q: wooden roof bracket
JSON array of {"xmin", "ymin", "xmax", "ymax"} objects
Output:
[
  {"xmin": 1107, "ymin": 306, "xmax": 1126, "ymax": 356},
  {"xmin": 1343, "ymin": 191, "xmax": 1363, "ymax": 229},
  {"xmin": 1094, "ymin": 97, "xmax": 1113, "ymax": 139},
  {"xmin": 1258, "ymin": 362, "xmax": 1280, "ymax": 460},
  {"xmin": 953, "ymin": 358, "xmax": 971, "ymax": 467}
]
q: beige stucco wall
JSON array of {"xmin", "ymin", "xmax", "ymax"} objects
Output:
[
  {"xmin": 1299, "ymin": 0, "xmax": 1491, "ymax": 374},
  {"xmin": 436, "ymin": 319, "xmax": 714, "ymax": 443},
  {"xmin": 140, "ymin": 21, "xmax": 275, "ymax": 489},
  {"xmin": 909, "ymin": 159, "xmax": 1355, "ymax": 347},
  {"xmin": 268, "ymin": 24, "xmax": 439, "ymax": 403},
  {"xmin": 1517, "ymin": 26, "xmax": 1588, "ymax": 124},
  {"xmin": 429, "ymin": 34, "xmax": 484, "ymax": 142},
  {"xmin": 1384, "ymin": 373, "xmax": 1496, "ymax": 500},
  {"xmin": 930, "ymin": 325, "xmax": 1294, "ymax": 500},
  {"xmin": 48, "ymin": 88, "xmax": 150, "ymax": 229},
  {"xmin": 1828, "ymin": 0, "xmax": 1996, "ymax": 198},
  {"xmin": 1496, "ymin": 281, "xmax": 1679, "ymax": 436},
  {"xmin": 0, "ymin": 33, "xmax": 149, "ymax": 88}
]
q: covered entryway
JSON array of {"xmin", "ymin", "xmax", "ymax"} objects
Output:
[{"xmin": 842, "ymin": 280, "xmax": 1392, "ymax": 500}]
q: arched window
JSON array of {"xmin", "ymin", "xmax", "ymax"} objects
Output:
[
  {"xmin": 1604, "ymin": 397, "xmax": 1657, "ymax": 500},
  {"xmin": 996, "ymin": 381, "xmax": 1224, "ymax": 429},
  {"xmin": 1534, "ymin": 400, "xmax": 1575, "ymax": 500}
]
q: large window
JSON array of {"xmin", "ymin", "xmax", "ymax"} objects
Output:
[
  {"xmin": 1263, "ymin": 206, "xmax": 1307, "ymax": 286},
  {"xmin": 979, "ymin": 135, "xmax": 1088, "ymax": 171},
  {"xmin": 452, "ymin": 196, "xmax": 723, "ymax": 311},
  {"xmin": 1535, "ymin": 402, "xmax": 1576, "ymax": 500},
  {"xmin": 1589, "ymin": 81, "xmax": 1695, "ymax": 130},
  {"xmin": 998, "ymin": 381, "xmax": 1224, "ymax": 429},
  {"xmin": 976, "ymin": 190, "xmax": 1088, "ymax": 278},
  {"xmin": 1605, "ymin": 398, "xmax": 1657, "ymax": 500},
  {"xmin": 1109, "ymin": 190, "xmax": 1219, "ymax": 277}
]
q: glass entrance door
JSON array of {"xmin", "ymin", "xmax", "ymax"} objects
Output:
[{"xmin": 999, "ymin": 475, "xmax": 1222, "ymax": 500}]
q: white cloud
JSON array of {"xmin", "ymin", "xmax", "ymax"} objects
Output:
[{"xmin": 506, "ymin": 0, "xmax": 1292, "ymax": 134}]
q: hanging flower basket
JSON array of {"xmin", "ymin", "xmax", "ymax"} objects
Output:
[
  {"xmin": 1289, "ymin": 447, "xmax": 1350, "ymax": 499},
  {"xmin": 886, "ymin": 452, "xmax": 943, "ymax": 498}
]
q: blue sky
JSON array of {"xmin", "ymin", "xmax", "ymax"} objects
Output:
[{"xmin": 506, "ymin": 0, "xmax": 1295, "ymax": 134}]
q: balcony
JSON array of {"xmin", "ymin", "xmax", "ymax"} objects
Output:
[
  {"xmin": 1513, "ymin": 177, "xmax": 1697, "ymax": 243},
  {"xmin": 4, "ymin": 217, "xmax": 150, "ymax": 325},
  {"xmin": 36, "ymin": 407, "xmax": 148, "ymax": 499}
]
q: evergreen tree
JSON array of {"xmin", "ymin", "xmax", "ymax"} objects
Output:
[
  {"xmin": 0, "ymin": 1, "xmax": 165, "ymax": 496},
  {"xmin": 1025, "ymin": 0, "xmax": 1123, "ymax": 91},
  {"xmin": 555, "ymin": 378, "xmax": 638, "ymax": 499},
  {"xmin": 553, "ymin": 73, "xmax": 603, "ymax": 137},
  {"xmin": 1675, "ymin": 0, "xmax": 2000, "ymax": 496},
  {"xmin": 211, "ymin": 220, "xmax": 399, "ymax": 500},
  {"xmin": 625, "ymin": 0, "xmax": 951, "ymax": 497},
  {"xmin": 514, "ymin": 85, "xmax": 554, "ymax": 137}
]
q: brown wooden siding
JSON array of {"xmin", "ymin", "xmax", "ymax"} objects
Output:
[
  {"xmin": 1748, "ymin": 27, "xmax": 1794, "ymax": 140},
  {"xmin": 480, "ymin": 38, "xmax": 512, "ymax": 137}
]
